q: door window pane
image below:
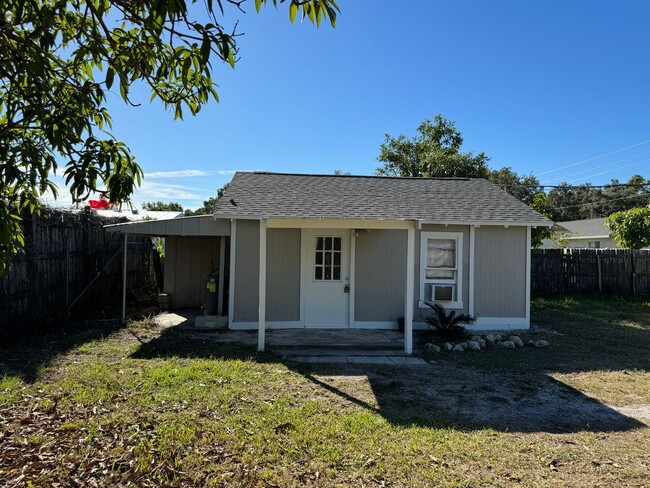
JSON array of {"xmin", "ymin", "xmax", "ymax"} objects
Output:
[
  {"xmin": 333, "ymin": 266, "xmax": 340, "ymax": 280},
  {"xmin": 315, "ymin": 236, "xmax": 342, "ymax": 281}
]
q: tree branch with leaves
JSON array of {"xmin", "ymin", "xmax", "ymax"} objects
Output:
[{"xmin": 0, "ymin": 0, "xmax": 339, "ymax": 274}]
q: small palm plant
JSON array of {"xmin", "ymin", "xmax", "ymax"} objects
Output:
[{"xmin": 424, "ymin": 301, "xmax": 476, "ymax": 338}]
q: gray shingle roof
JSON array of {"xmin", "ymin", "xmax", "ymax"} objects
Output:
[
  {"xmin": 213, "ymin": 172, "xmax": 552, "ymax": 225},
  {"xmin": 557, "ymin": 218, "xmax": 611, "ymax": 238}
]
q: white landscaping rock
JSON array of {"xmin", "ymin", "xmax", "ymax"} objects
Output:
[
  {"xmin": 444, "ymin": 342, "xmax": 454, "ymax": 351},
  {"xmin": 485, "ymin": 334, "xmax": 497, "ymax": 346},
  {"xmin": 470, "ymin": 335, "xmax": 482, "ymax": 342},
  {"xmin": 425, "ymin": 343, "xmax": 441, "ymax": 353},
  {"xmin": 479, "ymin": 339, "xmax": 487, "ymax": 349},
  {"xmin": 452, "ymin": 344, "xmax": 465, "ymax": 352},
  {"xmin": 501, "ymin": 340, "xmax": 516, "ymax": 349},
  {"xmin": 509, "ymin": 335, "xmax": 524, "ymax": 348},
  {"xmin": 533, "ymin": 340, "xmax": 550, "ymax": 348},
  {"xmin": 468, "ymin": 341, "xmax": 481, "ymax": 351}
]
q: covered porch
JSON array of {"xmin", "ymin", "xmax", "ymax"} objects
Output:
[{"xmin": 253, "ymin": 218, "xmax": 417, "ymax": 354}]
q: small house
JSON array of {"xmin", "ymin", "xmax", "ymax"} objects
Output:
[{"xmin": 106, "ymin": 172, "xmax": 552, "ymax": 353}]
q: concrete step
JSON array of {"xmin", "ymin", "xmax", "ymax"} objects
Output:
[
  {"xmin": 279, "ymin": 353, "xmax": 431, "ymax": 366},
  {"xmin": 275, "ymin": 348, "xmax": 405, "ymax": 357}
]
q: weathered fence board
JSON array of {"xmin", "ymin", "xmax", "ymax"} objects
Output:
[
  {"xmin": 0, "ymin": 208, "xmax": 152, "ymax": 339},
  {"xmin": 532, "ymin": 248, "xmax": 650, "ymax": 296}
]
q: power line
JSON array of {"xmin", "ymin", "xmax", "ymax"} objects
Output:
[
  {"xmin": 567, "ymin": 158, "xmax": 650, "ymax": 184},
  {"xmin": 542, "ymin": 149, "xmax": 650, "ymax": 184},
  {"xmin": 535, "ymin": 139, "xmax": 650, "ymax": 177},
  {"xmin": 496, "ymin": 182, "xmax": 650, "ymax": 190}
]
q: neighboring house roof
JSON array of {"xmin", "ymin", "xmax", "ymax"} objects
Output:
[
  {"xmin": 555, "ymin": 218, "xmax": 611, "ymax": 239},
  {"xmin": 213, "ymin": 172, "xmax": 553, "ymax": 225},
  {"xmin": 94, "ymin": 209, "xmax": 184, "ymax": 221}
]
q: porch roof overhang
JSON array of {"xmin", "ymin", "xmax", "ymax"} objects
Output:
[
  {"xmin": 104, "ymin": 215, "xmax": 230, "ymax": 237},
  {"xmin": 565, "ymin": 234, "xmax": 611, "ymax": 240},
  {"xmin": 215, "ymin": 214, "xmax": 554, "ymax": 229},
  {"xmin": 264, "ymin": 217, "xmax": 416, "ymax": 229}
]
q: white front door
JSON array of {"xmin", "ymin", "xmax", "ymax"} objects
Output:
[{"xmin": 302, "ymin": 229, "xmax": 350, "ymax": 328}]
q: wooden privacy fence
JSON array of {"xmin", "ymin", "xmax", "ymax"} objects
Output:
[
  {"xmin": 531, "ymin": 248, "xmax": 650, "ymax": 296},
  {"xmin": 0, "ymin": 207, "xmax": 152, "ymax": 339}
]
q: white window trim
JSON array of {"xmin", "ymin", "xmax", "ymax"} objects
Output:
[{"xmin": 419, "ymin": 231, "xmax": 463, "ymax": 309}]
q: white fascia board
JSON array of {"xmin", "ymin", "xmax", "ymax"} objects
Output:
[
  {"xmin": 266, "ymin": 218, "xmax": 416, "ymax": 230},
  {"xmin": 421, "ymin": 220, "xmax": 553, "ymax": 228},
  {"xmin": 213, "ymin": 214, "xmax": 261, "ymax": 220},
  {"xmin": 565, "ymin": 235, "xmax": 610, "ymax": 240}
]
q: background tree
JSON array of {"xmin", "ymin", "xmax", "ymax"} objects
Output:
[
  {"xmin": 544, "ymin": 176, "xmax": 650, "ymax": 222},
  {"xmin": 0, "ymin": 0, "xmax": 339, "ymax": 275},
  {"xmin": 605, "ymin": 207, "xmax": 650, "ymax": 249},
  {"xmin": 375, "ymin": 115, "xmax": 490, "ymax": 179},
  {"xmin": 142, "ymin": 202, "xmax": 184, "ymax": 212},
  {"xmin": 487, "ymin": 167, "xmax": 541, "ymax": 206},
  {"xmin": 184, "ymin": 183, "xmax": 230, "ymax": 216},
  {"xmin": 529, "ymin": 193, "xmax": 553, "ymax": 248}
]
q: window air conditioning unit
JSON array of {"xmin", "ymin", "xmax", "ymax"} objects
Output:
[{"xmin": 430, "ymin": 284, "xmax": 454, "ymax": 302}]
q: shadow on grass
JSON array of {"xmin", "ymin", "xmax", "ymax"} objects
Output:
[
  {"xmin": 129, "ymin": 323, "xmax": 646, "ymax": 434},
  {"xmin": 0, "ymin": 319, "xmax": 124, "ymax": 383}
]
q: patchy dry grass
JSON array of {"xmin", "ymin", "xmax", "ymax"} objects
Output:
[{"xmin": 1, "ymin": 297, "xmax": 649, "ymax": 487}]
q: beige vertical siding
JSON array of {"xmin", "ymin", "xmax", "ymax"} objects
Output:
[
  {"xmin": 164, "ymin": 236, "xmax": 221, "ymax": 308},
  {"xmin": 266, "ymin": 228, "xmax": 301, "ymax": 321},
  {"xmin": 354, "ymin": 230, "xmax": 407, "ymax": 322},
  {"xmin": 474, "ymin": 226, "xmax": 527, "ymax": 317},
  {"xmin": 233, "ymin": 221, "xmax": 301, "ymax": 323},
  {"xmin": 416, "ymin": 225, "xmax": 470, "ymax": 317}
]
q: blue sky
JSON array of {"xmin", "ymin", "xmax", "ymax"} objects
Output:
[{"xmin": 45, "ymin": 1, "xmax": 650, "ymax": 210}]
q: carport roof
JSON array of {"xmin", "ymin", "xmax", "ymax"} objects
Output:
[{"xmin": 104, "ymin": 215, "xmax": 230, "ymax": 236}]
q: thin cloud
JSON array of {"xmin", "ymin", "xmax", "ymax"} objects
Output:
[
  {"xmin": 145, "ymin": 169, "xmax": 240, "ymax": 178},
  {"xmin": 145, "ymin": 169, "xmax": 210, "ymax": 178}
]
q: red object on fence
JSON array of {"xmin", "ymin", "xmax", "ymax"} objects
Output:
[{"xmin": 88, "ymin": 193, "xmax": 110, "ymax": 209}]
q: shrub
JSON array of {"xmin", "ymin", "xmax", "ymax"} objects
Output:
[{"xmin": 424, "ymin": 301, "xmax": 476, "ymax": 339}]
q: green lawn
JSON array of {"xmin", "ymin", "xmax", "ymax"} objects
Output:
[{"xmin": 1, "ymin": 296, "xmax": 649, "ymax": 486}]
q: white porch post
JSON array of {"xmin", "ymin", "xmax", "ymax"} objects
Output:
[
  {"xmin": 228, "ymin": 220, "xmax": 237, "ymax": 328},
  {"xmin": 468, "ymin": 225, "xmax": 476, "ymax": 316},
  {"xmin": 122, "ymin": 234, "xmax": 128, "ymax": 323},
  {"xmin": 525, "ymin": 226, "xmax": 531, "ymax": 327},
  {"xmin": 258, "ymin": 219, "xmax": 267, "ymax": 352},
  {"xmin": 404, "ymin": 225, "xmax": 415, "ymax": 354}
]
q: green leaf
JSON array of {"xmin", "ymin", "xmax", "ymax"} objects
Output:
[
  {"xmin": 105, "ymin": 66, "xmax": 115, "ymax": 89},
  {"xmin": 289, "ymin": 2, "xmax": 298, "ymax": 23}
]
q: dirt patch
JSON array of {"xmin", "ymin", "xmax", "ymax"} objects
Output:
[{"xmin": 308, "ymin": 364, "xmax": 645, "ymax": 433}]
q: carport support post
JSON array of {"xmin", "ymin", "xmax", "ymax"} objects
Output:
[
  {"xmin": 258, "ymin": 219, "xmax": 267, "ymax": 352},
  {"xmin": 404, "ymin": 226, "xmax": 415, "ymax": 354},
  {"xmin": 122, "ymin": 234, "xmax": 128, "ymax": 324}
]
